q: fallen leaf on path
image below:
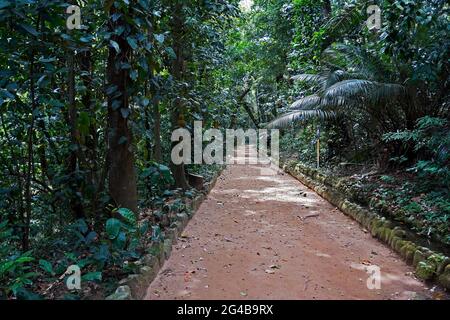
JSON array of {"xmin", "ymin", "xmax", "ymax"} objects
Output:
[
  {"xmin": 315, "ymin": 252, "xmax": 331, "ymax": 258},
  {"xmin": 184, "ymin": 270, "xmax": 196, "ymax": 282},
  {"xmin": 432, "ymin": 292, "xmax": 446, "ymax": 300},
  {"xmin": 298, "ymin": 213, "xmax": 320, "ymax": 220},
  {"xmin": 265, "ymin": 269, "xmax": 275, "ymax": 274},
  {"xmin": 240, "ymin": 291, "xmax": 248, "ymax": 297},
  {"xmin": 360, "ymin": 259, "xmax": 372, "ymax": 266}
]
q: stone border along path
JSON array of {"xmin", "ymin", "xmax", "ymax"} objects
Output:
[
  {"xmin": 106, "ymin": 167, "xmax": 225, "ymax": 300},
  {"xmin": 141, "ymin": 150, "xmax": 448, "ymax": 300},
  {"xmin": 282, "ymin": 160, "xmax": 450, "ymax": 292}
]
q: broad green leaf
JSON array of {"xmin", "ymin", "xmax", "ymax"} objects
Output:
[
  {"xmin": 127, "ymin": 36, "xmax": 138, "ymax": 50},
  {"xmin": 117, "ymin": 208, "xmax": 136, "ymax": 225},
  {"xmin": 19, "ymin": 24, "xmax": 39, "ymax": 37},
  {"xmin": 110, "ymin": 40, "xmax": 121, "ymax": 54},
  {"xmin": 106, "ymin": 218, "xmax": 121, "ymax": 240},
  {"xmin": 120, "ymin": 108, "xmax": 131, "ymax": 119},
  {"xmin": 0, "ymin": 1, "xmax": 10, "ymax": 10},
  {"xmin": 81, "ymin": 271, "xmax": 102, "ymax": 282},
  {"xmin": 165, "ymin": 47, "xmax": 176, "ymax": 59},
  {"xmin": 114, "ymin": 231, "xmax": 127, "ymax": 249},
  {"xmin": 154, "ymin": 34, "xmax": 165, "ymax": 44},
  {"xmin": 39, "ymin": 259, "xmax": 54, "ymax": 275}
]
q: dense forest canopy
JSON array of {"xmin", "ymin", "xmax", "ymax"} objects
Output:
[{"xmin": 0, "ymin": 0, "xmax": 448, "ymax": 299}]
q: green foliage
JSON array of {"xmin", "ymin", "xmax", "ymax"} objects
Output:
[
  {"xmin": 106, "ymin": 219, "xmax": 121, "ymax": 240},
  {"xmin": 0, "ymin": 0, "xmax": 237, "ymax": 299},
  {"xmin": 0, "ymin": 0, "xmax": 448, "ymax": 299},
  {"xmin": 383, "ymin": 117, "xmax": 450, "ymax": 189},
  {"xmin": 38, "ymin": 259, "xmax": 54, "ymax": 276},
  {"xmin": 380, "ymin": 175, "xmax": 395, "ymax": 184},
  {"xmin": 0, "ymin": 221, "xmax": 36, "ymax": 298},
  {"xmin": 141, "ymin": 163, "xmax": 175, "ymax": 193}
]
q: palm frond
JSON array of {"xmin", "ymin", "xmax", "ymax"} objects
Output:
[
  {"xmin": 291, "ymin": 74, "xmax": 327, "ymax": 85},
  {"xmin": 323, "ymin": 44, "xmax": 393, "ymax": 81},
  {"xmin": 320, "ymin": 96, "xmax": 349, "ymax": 108},
  {"xmin": 322, "ymin": 2, "xmax": 368, "ymax": 40},
  {"xmin": 267, "ymin": 110, "xmax": 336, "ymax": 129},
  {"xmin": 324, "ymin": 79, "xmax": 375, "ymax": 98},
  {"xmin": 323, "ymin": 70, "xmax": 353, "ymax": 91},
  {"xmin": 323, "ymin": 80, "xmax": 405, "ymax": 105},
  {"xmin": 290, "ymin": 95, "xmax": 321, "ymax": 110}
]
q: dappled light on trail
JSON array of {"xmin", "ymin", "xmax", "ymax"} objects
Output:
[{"xmin": 145, "ymin": 153, "xmax": 433, "ymax": 300}]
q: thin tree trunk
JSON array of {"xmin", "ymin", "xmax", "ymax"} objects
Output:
[
  {"xmin": 80, "ymin": 50, "xmax": 101, "ymax": 217},
  {"xmin": 170, "ymin": 2, "xmax": 189, "ymax": 189},
  {"xmin": 321, "ymin": 0, "xmax": 333, "ymax": 51},
  {"xmin": 152, "ymin": 95, "xmax": 162, "ymax": 163},
  {"xmin": 323, "ymin": 0, "xmax": 332, "ymax": 17},
  {"xmin": 67, "ymin": 51, "xmax": 86, "ymax": 219},
  {"xmin": 24, "ymin": 57, "xmax": 36, "ymax": 251},
  {"xmin": 106, "ymin": 6, "xmax": 138, "ymax": 212}
]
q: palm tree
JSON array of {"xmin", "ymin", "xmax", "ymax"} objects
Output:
[{"xmin": 267, "ymin": 44, "xmax": 406, "ymax": 129}]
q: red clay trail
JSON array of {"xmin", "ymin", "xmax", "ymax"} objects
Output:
[{"xmin": 145, "ymin": 157, "xmax": 435, "ymax": 300}]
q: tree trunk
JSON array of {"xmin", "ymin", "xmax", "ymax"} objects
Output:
[
  {"xmin": 170, "ymin": 2, "xmax": 189, "ymax": 189},
  {"xmin": 323, "ymin": 0, "xmax": 332, "ymax": 18},
  {"xmin": 106, "ymin": 6, "xmax": 138, "ymax": 213},
  {"xmin": 24, "ymin": 56, "xmax": 36, "ymax": 251},
  {"xmin": 152, "ymin": 95, "xmax": 162, "ymax": 163},
  {"xmin": 321, "ymin": 0, "xmax": 333, "ymax": 51},
  {"xmin": 67, "ymin": 51, "xmax": 86, "ymax": 219},
  {"xmin": 80, "ymin": 50, "xmax": 101, "ymax": 217}
]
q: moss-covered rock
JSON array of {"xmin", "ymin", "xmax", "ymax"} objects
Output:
[
  {"xmin": 382, "ymin": 220, "xmax": 394, "ymax": 230},
  {"xmin": 378, "ymin": 227, "xmax": 389, "ymax": 243},
  {"xmin": 143, "ymin": 254, "xmax": 160, "ymax": 270},
  {"xmin": 163, "ymin": 238, "xmax": 173, "ymax": 260},
  {"xmin": 361, "ymin": 212, "xmax": 372, "ymax": 227},
  {"xmin": 106, "ymin": 285, "xmax": 132, "ymax": 300},
  {"xmin": 340, "ymin": 200, "xmax": 351, "ymax": 212},
  {"xmin": 383, "ymin": 228, "xmax": 393, "ymax": 243},
  {"xmin": 391, "ymin": 236, "xmax": 400, "ymax": 250},
  {"xmin": 390, "ymin": 228, "xmax": 406, "ymax": 247},
  {"xmin": 425, "ymin": 254, "xmax": 447, "ymax": 276},
  {"xmin": 392, "ymin": 227, "xmax": 407, "ymax": 238},
  {"xmin": 140, "ymin": 266, "xmax": 153, "ymax": 277},
  {"xmin": 176, "ymin": 212, "xmax": 189, "ymax": 228},
  {"xmin": 426, "ymin": 253, "xmax": 446, "ymax": 265},
  {"xmin": 354, "ymin": 212, "xmax": 365, "ymax": 224},
  {"xmin": 415, "ymin": 261, "xmax": 436, "ymax": 280},
  {"xmin": 400, "ymin": 242, "xmax": 417, "ymax": 264},
  {"xmin": 436, "ymin": 257, "xmax": 450, "ymax": 274},
  {"xmin": 437, "ymin": 265, "xmax": 450, "ymax": 289},
  {"xmin": 165, "ymin": 227, "xmax": 178, "ymax": 244},
  {"xmin": 413, "ymin": 250, "xmax": 427, "ymax": 267},
  {"xmin": 370, "ymin": 219, "xmax": 384, "ymax": 237},
  {"xmin": 394, "ymin": 239, "xmax": 407, "ymax": 253},
  {"xmin": 148, "ymin": 242, "xmax": 165, "ymax": 265}
]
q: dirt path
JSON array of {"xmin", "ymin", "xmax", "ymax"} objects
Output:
[{"xmin": 145, "ymin": 158, "xmax": 435, "ymax": 300}]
